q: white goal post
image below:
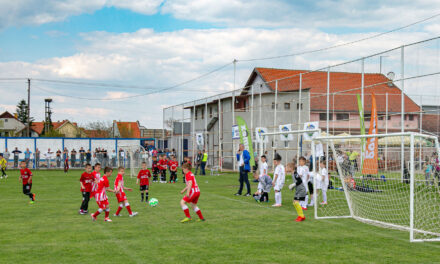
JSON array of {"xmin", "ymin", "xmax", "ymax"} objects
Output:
[
  {"xmin": 118, "ymin": 145, "xmax": 149, "ymax": 178},
  {"xmin": 313, "ymin": 132, "xmax": 440, "ymax": 242}
]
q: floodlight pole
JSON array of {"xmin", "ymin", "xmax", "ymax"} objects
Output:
[
  {"xmin": 401, "ymin": 46, "xmax": 405, "ymax": 181},
  {"xmin": 27, "ymin": 78, "xmax": 31, "ymax": 137}
]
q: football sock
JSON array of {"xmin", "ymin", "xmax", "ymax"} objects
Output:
[
  {"xmin": 194, "ymin": 207, "xmax": 204, "ymax": 220},
  {"xmin": 182, "ymin": 205, "xmax": 191, "ymax": 218},
  {"xmin": 93, "ymin": 208, "xmax": 103, "ymax": 217},
  {"xmin": 145, "ymin": 193, "xmax": 149, "ymax": 201},
  {"xmin": 116, "ymin": 205, "xmax": 123, "ymax": 215},
  {"xmin": 322, "ymin": 190, "xmax": 327, "ymax": 203},
  {"xmin": 294, "ymin": 201, "xmax": 304, "ymax": 217},
  {"xmin": 309, "ymin": 196, "xmax": 314, "ymax": 205},
  {"xmin": 141, "ymin": 193, "xmax": 144, "ymax": 201},
  {"xmin": 305, "ymin": 194, "xmax": 309, "ymax": 206},
  {"xmin": 105, "ymin": 208, "xmax": 110, "ymax": 218},
  {"xmin": 28, "ymin": 193, "xmax": 33, "ymax": 200},
  {"xmin": 275, "ymin": 192, "xmax": 282, "ymax": 205},
  {"xmin": 125, "ymin": 203, "xmax": 133, "ymax": 215}
]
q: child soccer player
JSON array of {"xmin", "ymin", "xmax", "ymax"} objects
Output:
[
  {"xmin": 91, "ymin": 163, "xmax": 102, "ymax": 201},
  {"xmin": 288, "ymin": 162, "xmax": 306, "ymax": 222},
  {"xmin": 297, "ymin": 156, "xmax": 310, "ymax": 210},
  {"xmin": 180, "ymin": 162, "xmax": 205, "ymax": 223},
  {"xmin": 272, "ymin": 153, "xmax": 285, "ymax": 207},
  {"xmin": 79, "ymin": 164, "xmax": 93, "ymax": 214},
  {"xmin": 169, "ymin": 155, "xmax": 178, "ymax": 183},
  {"xmin": 137, "ymin": 162, "xmax": 151, "ymax": 202},
  {"xmin": 253, "ymin": 172, "xmax": 272, "ymax": 203},
  {"xmin": 152, "ymin": 156, "xmax": 159, "ymax": 183},
  {"xmin": 114, "ymin": 167, "xmax": 138, "ymax": 217},
  {"xmin": 64, "ymin": 156, "xmax": 69, "ymax": 174},
  {"xmin": 317, "ymin": 160, "xmax": 329, "ymax": 205},
  {"xmin": 159, "ymin": 155, "xmax": 168, "ymax": 183},
  {"xmin": 181, "ymin": 157, "xmax": 191, "ymax": 183},
  {"xmin": 91, "ymin": 167, "xmax": 115, "ymax": 222},
  {"xmin": 0, "ymin": 154, "xmax": 7, "ymax": 179},
  {"xmin": 19, "ymin": 161, "xmax": 35, "ymax": 203}
]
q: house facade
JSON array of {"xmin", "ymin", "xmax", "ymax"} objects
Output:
[
  {"xmin": 0, "ymin": 111, "xmax": 26, "ymax": 137},
  {"xmin": 31, "ymin": 120, "xmax": 86, "ymax": 137}
]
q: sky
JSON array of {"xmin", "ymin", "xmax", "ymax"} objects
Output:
[{"xmin": 1, "ymin": 0, "xmax": 440, "ymax": 128}]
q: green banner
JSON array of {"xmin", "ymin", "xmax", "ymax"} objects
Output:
[
  {"xmin": 357, "ymin": 94, "xmax": 366, "ymax": 169},
  {"xmin": 235, "ymin": 116, "xmax": 255, "ymax": 167}
]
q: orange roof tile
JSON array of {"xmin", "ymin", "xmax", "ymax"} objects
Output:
[
  {"xmin": 116, "ymin": 122, "xmax": 141, "ymax": 138},
  {"xmin": 246, "ymin": 68, "xmax": 420, "ymax": 113},
  {"xmin": 31, "ymin": 120, "xmax": 79, "ymax": 135}
]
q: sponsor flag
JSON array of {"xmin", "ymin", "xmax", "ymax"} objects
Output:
[
  {"xmin": 236, "ymin": 116, "xmax": 255, "ymax": 167},
  {"xmin": 362, "ymin": 93, "xmax": 379, "ymax": 174},
  {"xmin": 279, "ymin": 124, "xmax": 293, "ymax": 141}
]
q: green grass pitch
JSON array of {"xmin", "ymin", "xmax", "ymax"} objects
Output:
[{"xmin": 1, "ymin": 169, "xmax": 440, "ymax": 264}]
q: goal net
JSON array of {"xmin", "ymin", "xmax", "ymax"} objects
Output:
[
  {"xmin": 313, "ymin": 132, "xmax": 440, "ymax": 242},
  {"xmin": 118, "ymin": 145, "xmax": 149, "ymax": 178}
]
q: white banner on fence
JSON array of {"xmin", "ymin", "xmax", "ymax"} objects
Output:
[
  {"xmin": 232, "ymin": 125, "xmax": 240, "ymax": 139},
  {"xmin": 303, "ymin": 121, "xmax": 320, "ymax": 141},
  {"xmin": 279, "ymin": 124, "xmax": 293, "ymax": 141},
  {"xmin": 196, "ymin": 133, "xmax": 204, "ymax": 146},
  {"xmin": 255, "ymin": 127, "xmax": 269, "ymax": 143}
]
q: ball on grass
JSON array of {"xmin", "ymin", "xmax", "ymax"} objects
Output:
[{"xmin": 149, "ymin": 198, "xmax": 159, "ymax": 207}]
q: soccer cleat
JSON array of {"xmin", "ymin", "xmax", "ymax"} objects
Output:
[
  {"xmin": 295, "ymin": 216, "xmax": 306, "ymax": 222},
  {"xmin": 91, "ymin": 214, "xmax": 97, "ymax": 221},
  {"xmin": 113, "ymin": 213, "xmax": 122, "ymax": 217},
  {"xmin": 302, "ymin": 207, "xmax": 308, "ymax": 210},
  {"xmin": 129, "ymin": 212, "xmax": 138, "ymax": 217},
  {"xmin": 320, "ymin": 201, "xmax": 328, "ymax": 205},
  {"xmin": 234, "ymin": 193, "xmax": 241, "ymax": 196},
  {"xmin": 104, "ymin": 218, "xmax": 112, "ymax": 222},
  {"xmin": 180, "ymin": 217, "xmax": 192, "ymax": 223},
  {"xmin": 29, "ymin": 201, "xmax": 34, "ymax": 204},
  {"xmin": 196, "ymin": 218, "xmax": 206, "ymax": 222},
  {"xmin": 271, "ymin": 204, "xmax": 282, "ymax": 207},
  {"xmin": 32, "ymin": 193, "xmax": 36, "ymax": 201},
  {"xmin": 244, "ymin": 193, "xmax": 251, "ymax": 197}
]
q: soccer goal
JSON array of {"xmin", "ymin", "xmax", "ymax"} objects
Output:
[
  {"xmin": 313, "ymin": 132, "xmax": 440, "ymax": 242},
  {"xmin": 118, "ymin": 145, "xmax": 148, "ymax": 178}
]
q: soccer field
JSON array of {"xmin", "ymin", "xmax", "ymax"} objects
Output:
[{"xmin": 1, "ymin": 170, "xmax": 440, "ymax": 264}]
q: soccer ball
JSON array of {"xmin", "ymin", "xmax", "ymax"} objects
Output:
[{"xmin": 149, "ymin": 198, "xmax": 159, "ymax": 207}]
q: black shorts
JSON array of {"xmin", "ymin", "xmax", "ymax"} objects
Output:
[
  {"xmin": 23, "ymin": 183, "xmax": 32, "ymax": 194},
  {"xmin": 294, "ymin": 196, "xmax": 306, "ymax": 201},
  {"xmin": 308, "ymin": 182, "xmax": 314, "ymax": 194},
  {"xmin": 140, "ymin": 185, "xmax": 149, "ymax": 191}
]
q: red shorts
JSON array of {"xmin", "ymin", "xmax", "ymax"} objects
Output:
[
  {"xmin": 97, "ymin": 199, "xmax": 109, "ymax": 209},
  {"xmin": 116, "ymin": 192, "xmax": 127, "ymax": 203},
  {"xmin": 183, "ymin": 191, "xmax": 200, "ymax": 204}
]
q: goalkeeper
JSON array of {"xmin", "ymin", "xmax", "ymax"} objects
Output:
[{"xmin": 287, "ymin": 162, "xmax": 306, "ymax": 222}]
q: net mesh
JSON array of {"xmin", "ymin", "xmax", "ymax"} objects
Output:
[
  {"xmin": 314, "ymin": 133, "xmax": 440, "ymax": 242},
  {"xmin": 118, "ymin": 145, "xmax": 148, "ymax": 178}
]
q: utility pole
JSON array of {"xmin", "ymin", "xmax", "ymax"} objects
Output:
[{"xmin": 27, "ymin": 78, "xmax": 30, "ymax": 137}]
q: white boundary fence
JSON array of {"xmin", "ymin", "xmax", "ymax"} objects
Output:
[{"xmin": 0, "ymin": 137, "xmax": 142, "ymax": 169}]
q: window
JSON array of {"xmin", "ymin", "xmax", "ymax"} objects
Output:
[
  {"xmin": 378, "ymin": 116, "xmax": 384, "ymax": 120},
  {"xmin": 319, "ymin": 113, "xmax": 333, "ymax": 120},
  {"xmin": 272, "ymin": 103, "xmax": 278, "ymax": 109},
  {"xmin": 364, "ymin": 114, "xmax": 371, "ymax": 121},
  {"xmin": 388, "ymin": 115, "xmax": 391, "ymax": 120},
  {"xmin": 407, "ymin": 114, "xmax": 414, "ymax": 121},
  {"xmin": 195, "ymin": 109, "xmax": 198, "ymax": 120},
  {"xmin": 5, "ymin": 119, "xmax": 8, "ymax": 122},
  {"xmin": 209, "ymin": 107, "xmax": 213, "ymax": 118},
  {"xmin": 234, "ymin": 97, "xmax": 247, "ymax": 111},
  {"xmin": 336, "ymin": 113, "xmax": 349, "ymax": 121},
  {"xmin": 284, "ymin": 103, "xmax": 290, "ymax": 110},
  {"xmin": 201, "ymin": 107, "xmax": 204, "ymax": 120},
  {"xmin": 296, "ymin": 103, "xmax": 303, "ymax": 110}
]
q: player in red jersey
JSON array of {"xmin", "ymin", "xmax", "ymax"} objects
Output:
[
  {"xmin": 180, "ymin": 163, "xmax": 205, "ymax": 223},
  {"xmin": 91, "ymin": 163, "xmax": 102, "ymax": 201},
  {"xmin": 19, "ymin": 161, "xmax": 35, "ymax": 204},
  {"xmin": 152, "ymin": 156, "xmax": 159, "ymax": 182},
  {"xmin": 168, "ymin": 155, "xmax": 178, "ymax": 183},
  {"xmin": 181, "ymin": 156, "xmax": 192, "ymax": 183},
  {"xmin": 79, "ymin": 163, "xmax": 93, "ymax": 215},
  {"xmin": 91, "ymin": 167, "xmax": 115, "ymax": 222},
  {"xmin": 114, "ymin": 167, "xmax": 138, "ymax": 217},
  {"xmin": 64, "ymin": 156, "xmax": 69, "ymax": 174},
  {"xmin": 136, "ymin": 162, "xmax": 151, "ymax": 202},
  {"xmin": 159, "ymin": 155, "xmax": 168, "ymax": 183}
]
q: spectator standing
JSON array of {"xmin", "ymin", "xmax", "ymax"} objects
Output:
[
  {"xmin": 56, "ymin": 149, "xmax": 62, "ymax": 168},
  {"xmin": 45, "ymin": 148, "xmax": 53, "ymax": 168},
  {"xmin": 200, "ymin": 150, "xmax": 208, "ymax": 176},
  {"xmin": 24, "ymin": 148, "xmax": 32, "ymax": 168},
  {"xmin": 103, "ymin": 149, "xmax": 108, "ymax": 167},
  {"xmin": 194, "ymin": 150, "xmax": 202, "ymax": 175},
  {"xmin": 12, "ymin": 147, "xmax": 22, "ymax": 168},
  {"xmin": 86, "ymin": 149, "xmax": 92, "ymax": 164},
  {"xmin": 79, "ymin": 147, "xmax": 85, "ymax": 167},
  {"xmin": 119, "ymin": 149, "xmax": 125, "ymax": 167},
  {"xmin": 234, "ymin": 144, "xmax": 251, "ymax": 196},
  {"xmin": 71, "ymin": 149, "xmax": 77, "ymax": 168},
  {"xmin": 63, "ymin": 148, "xmax": 68, "ymax": 165},
  {"xmin": 35, "ymin": 148, "xmax": 41, "ymax": 169},
  {"xmin": 3, "ymin": 148, "xmax": 10, "ymax": 166},
  {"xmin": 111, "ymin": 150, "xmax": 117, "ymax": 167}
]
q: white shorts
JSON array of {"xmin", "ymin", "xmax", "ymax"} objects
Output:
[{"xmin": 274, "ymin": 183, "xmax": 284, "ymax": 191}]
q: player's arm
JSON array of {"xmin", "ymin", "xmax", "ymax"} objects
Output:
[
  {"xmin": 19, "ymin": 174, "xmax": 22, "ymax": 182},
  {"xmin": 123, "ymin": 185, "xmax": 133, "ymax": 192},
  {"xmin": 272, "ymin": 173, "xmax": 278, "ymax": 186},
  {"xmin": 185, "ymin": 180, "xmax": 192, "ymax": 196},
  {"xmin": 106, "ymin": 187, "xmax": 115, "ymax": 193},
  {"xmin": 115, "ymin": 182, "xmax": 122, "ymax": 193}
]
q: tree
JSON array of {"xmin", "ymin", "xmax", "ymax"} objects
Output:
[
  {"xmin": 40, "ymin": 129, "xmax": 64, "ymax": 138},
  {"xmin": 16, "ymin": 99, "xmax": 34, "ymax": 125},
  {"xmin": 83, "ymin": 121, "xmax": 111, "ymax": 138}
]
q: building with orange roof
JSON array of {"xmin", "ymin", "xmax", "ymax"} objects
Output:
[{"xmin": 31, "ymin": 120, "xmax": 86, "ymax": 137}]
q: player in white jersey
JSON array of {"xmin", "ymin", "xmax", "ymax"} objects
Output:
[
  {"xmin": 317, "ymin": 160, "xmax": 329, "ymax": 205},
  {"xmin": 272, "ymin": 153, "xmax": 285, "ymax": 207},
  {"xmin": 258, "ymin": 155, "xmax": 269, "ymax": 190}
]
